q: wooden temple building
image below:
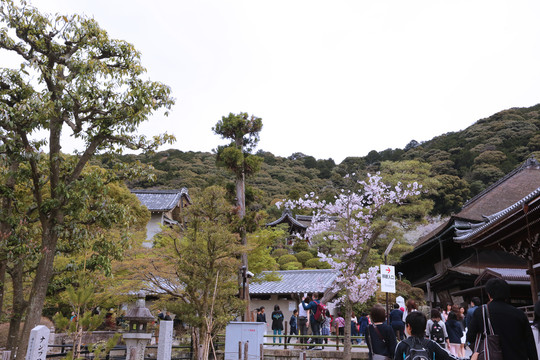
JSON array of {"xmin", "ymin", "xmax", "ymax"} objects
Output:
[
  {"xmin": 265, "ymin": 209, "xmax": 311, "ymax": 238},
  {"xmin": 397, "ymin": 158, "xmax": 540, "ymax": 307}
]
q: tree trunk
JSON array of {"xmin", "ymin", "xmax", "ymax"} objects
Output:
[
  {"xmin": 236, "ymin": 173, "xmax": 246, "ymax": 219},
  {"xmin": 201, "ymin": 326, "xmax": 211, "ymax": 360},
  {"xmin": 17, "ymin": 121, "xmax": 63, "ymax": 358},
  {"xmin": 236, "ymin": 173, "xmax": 250, "ymax": 320},
  {"xmin": 0, "ymin": 160, "xmax": 18, "ymax": 319},
  {"xmin": 343, "ymin": 300, "xmax": 352, "ymax": 360},
  {"xmin": 15, "ymin": 224, "xmax": 58, "ymax": 359},
  {"xmin": 6, "ymin": 261, "xmax": 26, "ymax": 355},
  {"xmin": 192, "ymin": 327, "xmax": 200, "ymax": 360},
  {"xmin": 0, "ymin": 259, "xmax": 6, "ymax": 316}
]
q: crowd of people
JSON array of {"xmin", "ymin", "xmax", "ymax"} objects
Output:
[{"xmin": 254, "ymin": 279, "xmax": 540, "ymax": 360}]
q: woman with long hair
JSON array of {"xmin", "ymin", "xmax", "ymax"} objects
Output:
[
  {"xmin": 402, "ymin": 299, "xmax": 418, "ymax": 322},
  {"xmin": 445, "ymin": 311, "xmax": 463, "ymax": 356},
  {"xmin": 271, "ymin": 304, "xmax": 284, "ymax": 345}
]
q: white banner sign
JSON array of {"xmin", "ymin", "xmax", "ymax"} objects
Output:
[{"xmin": 380, "ymin": 264, "xmax": 396, "ymax": 293}]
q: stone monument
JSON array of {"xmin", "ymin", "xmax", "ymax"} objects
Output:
[
  {"xmin": 25, "ymin": 325, "xmax": 50, "ymax": 360},
  {"xmin": 156, "ymin": 320, "xmax": 174, "ymax": 360}
]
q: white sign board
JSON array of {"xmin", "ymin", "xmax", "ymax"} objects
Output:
[
  {"xmin": 25, "ymin": 325, "xmax": 50, "ymax": 360},
  {"xmin": 380, "ymin": 264, "xmax": 396, "ymax": 293},
  {"xmin": 224, "ymin": 322, "xmax": 265, "ymax": 360}
]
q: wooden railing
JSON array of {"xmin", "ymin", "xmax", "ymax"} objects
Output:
[{"xmin": 263, "ymin": 334, "xmax": 367, "ymax": 350}]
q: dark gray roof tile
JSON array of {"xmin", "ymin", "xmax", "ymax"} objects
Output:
[
  {"xmin": 131, "ymin": 188, "xmax": 191, "ymax": 212},
  {"xmin": 250, "ymin": 269, "xmax": 338, "ymax": 295}
]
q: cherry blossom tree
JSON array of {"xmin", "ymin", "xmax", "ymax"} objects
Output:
[{"xmin": 279, "ymin": 173, "xmax": 421, "ymax": 358}]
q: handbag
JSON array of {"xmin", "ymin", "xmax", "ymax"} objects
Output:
[
  {"xmin": 366, "ymin": 325, "xmax": 391, "ymax": 360},
  {"xmin": 473, "ymin": 304, "xmax": 503, "ymax": 360}
]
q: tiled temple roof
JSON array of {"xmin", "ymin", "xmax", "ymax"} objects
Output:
[
  {"xmin": 131, "ymin": 188, "xmax": 191, "ymax": 212},
  {"xmin": 250, "ymin": 269, "xmax": 338, "ymax": 295}
]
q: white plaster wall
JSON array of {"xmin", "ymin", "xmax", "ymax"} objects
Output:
[{"xmin": 144, "ymin": 213, "xmax": 164, "ymax": 246}]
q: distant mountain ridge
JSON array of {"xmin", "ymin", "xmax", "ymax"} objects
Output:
[{"xmin": 99, "ymin": 103, "xmax": 540, "ymax": 217}]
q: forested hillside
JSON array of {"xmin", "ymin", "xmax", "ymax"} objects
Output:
[{"xmin": 99, "ymin": 104, "xmax": 540, "ymax": 217}]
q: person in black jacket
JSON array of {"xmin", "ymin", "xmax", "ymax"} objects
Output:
[
  {"xmin": 256, "ymin": 306, "xmax": 266, "ymax": 323},
  {"xmin": 271, "ymin": 305, "xmax": 284, "ymax": 344},
  {"xmin": 394, "ymin": 311, "xmax": 465, "ymax": 360},
  {"xmin": 466, "ymin": 278, "xmax": 538, "ymax": 360},
  {"xmin": 365, "ymin": 304, "xmax": 397, "ymax": 359},
  {"xmin": 389, "ymin": 303, "xmax": 405, "ymax": 340}
]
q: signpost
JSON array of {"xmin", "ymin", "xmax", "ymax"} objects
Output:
[
  {"xmin": 380, "ymin": 264, "xmax": 396, "ymax": 293},
  {"xmin": 382, "ymin": 239, "xmax": 397, "ymax": 323}
]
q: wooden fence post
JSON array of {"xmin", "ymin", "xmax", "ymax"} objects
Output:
[
  {"xmin": 284, "ymin": 321, "xmax": 288, "ymax": 349},
  {"xmin": 244, "ymin": 342, "xmax": 249, "ymax": 360},
  {"xmin": 238, "ymin": 341, "xmax": 242, "ymax": 360}
]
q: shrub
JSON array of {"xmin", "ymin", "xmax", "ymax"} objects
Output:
[
  {"xmin": 281, "ymin": 261, "xmax": 303, "ymax": 270},
  {"xmin": 305, "ymin": 258, "xmax": 322, "ymax": 268},
  {"xmin": 306, "ymin": 258, "xmax": 332, "ymax": 269},
  {"xmin": 305, "ymin": 258, "xmax": 332, "ymax": 269},
  {"xmin": 295, "ymin": 251, "xmax": 313, "ymax": 265},
  {"xmin": 292, "ymin": 240, "xmax": 309, "ymax": 253},
  {"xmin": 272, "ymin": 248, "xmax": 289, "ymax": 258},
  {"xmin": 317, "ymin": 261, "xmax": 332, "ymax": 269},
  {"xmin": 278, "ymin": 254, "xmax": 298, "ymax": 266}
]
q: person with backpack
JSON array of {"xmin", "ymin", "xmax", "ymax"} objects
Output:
[
  {"xmin": 425, "ymin": 309, "xmax": 449, "ymax": 349},
  {"xmin": 302, "ymin": 293, "xmax": 323, "ymax": 349},
  {"xmin": 394, "ymin": 311, "xmax": 466, "ymax": 360},
  {"xmin": 271, "ymin": 304, "xmax": 284, "ymax": 345}
]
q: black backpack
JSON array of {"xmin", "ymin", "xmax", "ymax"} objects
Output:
[
  {"xmin": 404, "ymin": 337, "xmax": 430, "ymax": 360},
  {"xmin": 429, "ymin": 320, "xmax": 445, "ymax": 345}
]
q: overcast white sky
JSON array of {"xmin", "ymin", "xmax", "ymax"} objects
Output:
[{"xmin": 10, "ymin": 0, "xmax": 540, "ymax": 163}]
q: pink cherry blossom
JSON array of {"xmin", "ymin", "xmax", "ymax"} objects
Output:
[{"xmin": 284, "ymin": 173, "xmax": 420, "ymax": 304}]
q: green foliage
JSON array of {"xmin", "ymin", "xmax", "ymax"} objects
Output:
[
  {"xmin": 294, "ymin": 251, "xmax": 313, "ymax": 265},
  {"xmin": 151, "ymin": 186, "xmax": 243, "ymax": 344},
  {"xmin": 88, "ymin": 334, "xmax": 122, "ymax": 360},
  {"xmin": 213, "ymin": 113, "xmax": 264, "ymax": 178},
  {"xmin": 102, "ymin": 104, "xmax": 540, "ymax": 219},
  {"xmin": 0, "ymin": 0, "xmax": 174, "ymax": 351},
  {"xmin": 247, "ymin": 228, "xmax": 283, "ymax": 275},
  {"xmin": 52, "ymin": 312, "xmax": 70, "ymax": 332},
  {"xmin": 292, "ymin": 240, "xmax": 310, "ymax": 253},
  {"xmin": 281, "ymin": 261, "xmax": 303, "ymax": 270},
  {"xmin": 305, "ymin": 258, "xmax": 332, "ymax": 269},
  {"xmin": 277, "ymin": 254, "xmax": 297, "ymax": 267},
  {"xmin": 271, "ymin": 248, "xmax": 289, "ymax": 259},
  {"xmin": 304, "ymin": 258, "xmax": 321, "ymax": 269}
]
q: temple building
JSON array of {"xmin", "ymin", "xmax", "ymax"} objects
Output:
[
  {"xmin": 131, "ymin": 188, "xmax": 191, "ymax": 246},
  {"xmin": 398, "ymin": 158, "xmax": 540, "ymax": 307}
]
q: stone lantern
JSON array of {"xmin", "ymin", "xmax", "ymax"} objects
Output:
[{"xmin": 123, "ymin": 291, "xmax": 156, "ymax": 360}]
